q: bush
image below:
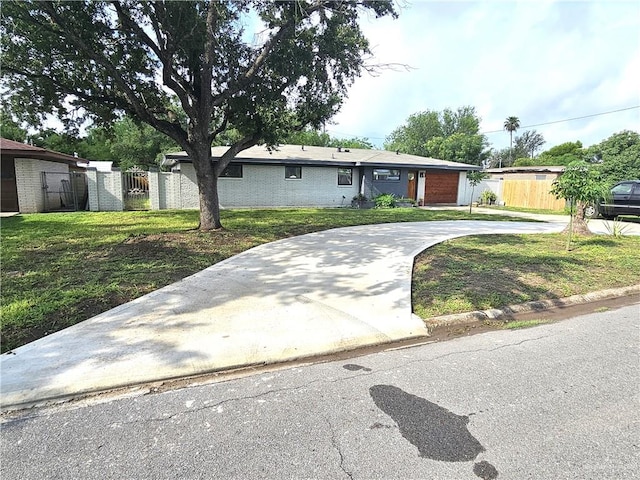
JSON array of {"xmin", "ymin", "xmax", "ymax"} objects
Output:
[
  {"xmin": 374, "ymin": 193, "xmax": 396, "ymax": 208},
  {"xmin": 480, "ymin": 190, "xmax": 497, "ymax": 205}
]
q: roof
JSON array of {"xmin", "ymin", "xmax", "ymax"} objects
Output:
[
  {"xmin": 164, "ymin": 144, "xmax": 480, "ymax": 171},
  {"xmin": 486, "ymin": 166, "xmax": 566, "ymax": 174},
  {"xmin": 0, "ymin": 137, "xmax": 86, "ymax": 166}
]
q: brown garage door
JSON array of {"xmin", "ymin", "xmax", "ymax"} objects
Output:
[{"xmin": 424, "ymin": 171, "xmax": 459, "ymax": 204}]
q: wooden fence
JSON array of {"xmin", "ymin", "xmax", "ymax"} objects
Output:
[{"xmin": 502, "ymin": 179, "xmax": 566, "ymax": 210}]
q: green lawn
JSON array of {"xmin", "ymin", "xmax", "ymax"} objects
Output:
[
  {"xmin": 0, "ymin": 208, "xmax": 515, "ymax": 352},
  {"xmin": 1, "ymin": 209, "xmax": 638, "ymax": 353},
  {"xmin": 412, "ymin": 233, "xmax": 640, "ymax": 318}
]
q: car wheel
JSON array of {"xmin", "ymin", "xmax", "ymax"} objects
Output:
[{"xmin": 584, "ymin": 204, "xmax": 598, "ymax": 218}]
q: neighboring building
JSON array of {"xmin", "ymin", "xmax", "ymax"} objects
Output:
[
  {"xmin": 483, "ymin": 166, "xmax": 566, "ymax": 210},
  {"xmin": 162, "ymin": 144, "xmax": 481, "ymax": 209},
  {"xmin": 0, "ymin": 138, "xmax": 87, "ymax": 213},
  {"xmin": 485, "ymin": 166, "xmax": 565, "ymax": 181}
]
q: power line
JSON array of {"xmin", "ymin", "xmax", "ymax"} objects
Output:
[
  {"xmin": 481, "ymin": 106, "xmax": 640, "ymax": 134},
  {"xmin": 327, "ymin": 105, "xmax": 640, "ymax": 140}
]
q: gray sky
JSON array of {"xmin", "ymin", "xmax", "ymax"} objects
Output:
[{"xmin": 328, "ymin": 0, "xmax": 640, "ymax": 151}]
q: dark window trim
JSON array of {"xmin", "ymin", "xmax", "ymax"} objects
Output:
[
  {"xmin": 220, "ymin": 164, "xmax": 243, "ymax": 178},
  {"xmin": 373, "ymin": 168, "xmax": 401, "ymax": 181},
  {"xmin": 338, "ymin": 167, "xmax": 353, "ymax": 186},
  {"xmin": 285, "ymin": 165, "xmax": 302, "ymax": 179}
]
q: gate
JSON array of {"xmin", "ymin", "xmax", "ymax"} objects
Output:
[
  {"xmin": 42, "ymin": 171, "xmax": 88, "ymax": 212},
  {"xmin": 123, "ymin": 166, "xmax": 149, "ymax": 210}
]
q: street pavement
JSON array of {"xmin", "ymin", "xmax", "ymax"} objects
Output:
[
  {"xmin": 1, "ymin": 219, "xmax": 569, "ymax": 411},
  {"xmin": 1, "ymin": 303, "xmax": 638, "ymax": 479}
]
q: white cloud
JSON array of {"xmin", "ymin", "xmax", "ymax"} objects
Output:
[{"xmin": 330, "ymin": 0, "xmax": 640, "ymax": 151}]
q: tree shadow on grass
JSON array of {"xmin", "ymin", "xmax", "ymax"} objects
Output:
[
  {"xmin": 412, "ymin": 234, "xmax": 590, "ymax": 317},
  {"xmin": 2, "ymin": 219, "xmax": 563, "ymax": 414}
]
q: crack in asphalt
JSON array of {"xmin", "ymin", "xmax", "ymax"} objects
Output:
[
  {"xmin": 128, "ymin": 333, "xmax": 555, "ymax": 425},
  {"xmin": 322, "ymin": 413, "xmax": 354, "ymax": 480}
]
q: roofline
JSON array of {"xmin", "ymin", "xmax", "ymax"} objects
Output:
[
  {"xmin": 164, "ymin": 153, "xmax": 481, "ymax": 171},
  {"xmin": 486, "ymin": 166, "xmax": 566, "ymax": 173}
]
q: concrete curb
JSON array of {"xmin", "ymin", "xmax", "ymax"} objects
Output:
[{"xmin": 424, "ymin": 285, "xmax": 640, "ymax": 329}]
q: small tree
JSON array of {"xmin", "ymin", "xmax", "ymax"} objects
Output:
[
  {"xmin": 550, "ymin": 161, "xmax": 608, "ymax": 250},
  {"xmin": 467, "ymin": 170, "xmax": 489, "ymax": 213}
]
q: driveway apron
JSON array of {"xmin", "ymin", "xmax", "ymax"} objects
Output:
[{"xmin": 0, "ymin": 220, "xmax": 565, "ymax": 410}]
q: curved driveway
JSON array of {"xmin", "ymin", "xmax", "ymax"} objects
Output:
[{"xmin": 1, "ymin": 220, "xmax": 567, "ymax": 410}]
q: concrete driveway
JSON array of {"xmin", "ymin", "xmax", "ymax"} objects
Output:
[{"xmin": 1, "ymin": 220, "xmax": 568, "ymax": 411}]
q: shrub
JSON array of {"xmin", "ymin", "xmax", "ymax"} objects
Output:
[
  {"xmin": 374, "ymin": 193, "xmax": 396, "ymax": 208},
  {"xmin": 480, "ymin": 190, "xmax": 497, "ymax": 205}
]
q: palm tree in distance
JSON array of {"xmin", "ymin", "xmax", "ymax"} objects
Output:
[{"xmin": 503, "ymin": 116, "xmax": 520, "ymax": 168}]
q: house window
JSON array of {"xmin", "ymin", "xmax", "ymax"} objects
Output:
[
  {"xmin": 220, "ymin": 164, "xmax": 243, "ymax": 178},
  {"xmin": 285, "ymin": 166, "xmax": 302, "ymax": 179},
  {"xmin": 338, "ymin": 168, "xmax": 352, "ymax": 185},
  {"xmin": 373, "ymin": 168, "xmax": 400, "ymax": 181}
]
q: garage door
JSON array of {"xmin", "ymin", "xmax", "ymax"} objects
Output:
[{"xmin": 424, "ymin": 171, "xmax": 459, "ymax": 204}]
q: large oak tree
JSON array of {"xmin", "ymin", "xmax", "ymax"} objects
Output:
[{"xmin": 1, "ymin": 0, "xmax": 396, "ymax": 229}]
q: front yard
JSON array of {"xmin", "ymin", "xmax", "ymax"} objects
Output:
[{"xmin": 1, "ymin": 208, "xmax": 638, "ymax": 353}]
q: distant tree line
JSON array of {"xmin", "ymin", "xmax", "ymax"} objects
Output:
[{"xmin": 2, "ymin": 105, "xmax": 637, "ymax": 186}]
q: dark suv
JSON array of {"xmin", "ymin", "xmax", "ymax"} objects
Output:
[{"xmin": 585, "ymin": 180, "xmax": 640, "ymax": 219}]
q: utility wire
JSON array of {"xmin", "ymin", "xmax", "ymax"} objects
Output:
[
  {"xmin": 481, "ymin": 105, "xmax": 640, "ymax": 134},
  {"xmin": 327, "ymin": 105, "xmax": 640, "ymax": 140}
]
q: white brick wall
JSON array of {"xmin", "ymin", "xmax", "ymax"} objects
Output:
[
  {"xmin": 164, "ymin": 163, "xmax": 358, "ymax": 209},
  {"xmin": 159, "ymin": 171, "xmax": 181, "ymax": 209},
  {"xmin": 14, "ymin": 158, "xmax": 68, "ymax": 213},
  {"xmin": 86, "ymin": 168, "xmax": 124, "ymax": 211}
]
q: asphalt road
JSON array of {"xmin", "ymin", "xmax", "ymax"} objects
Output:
[{"xmin": 1, "ymin": 302, "xmax": 638, "ymax": 479}]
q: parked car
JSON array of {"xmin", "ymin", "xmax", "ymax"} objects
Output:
[{"xmin": 584, "ymin": 180, "xmax": 640, "ymax": 219}]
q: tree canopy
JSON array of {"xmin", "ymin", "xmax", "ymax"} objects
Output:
[
  {"xmin": 1, "ymin": 0, "xmax": 397, "ymax": 229},
  {"xmin": 21, "ymin": 118, "xmax": 181, "ymax": 170},
  {"xmin": 586, "ymin": 130, "xmax": 640, "ymax": 186},
  {"xmin": 0, "ymin": 109, "xmax": 28, "ymax": 142},
  {"xmin": 550, "ymin": 160, "xmax": 608, "ymax": 249},
  {"xmin": 285, "ymin": 128, "xmax": 374, "ymax": 149},
  {"xmin": 384, "ymin": 106, "xmax": 488, "ymax": 165}
]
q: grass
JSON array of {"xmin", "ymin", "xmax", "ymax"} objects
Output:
[
  {"xmin": 2, "ymin": 208, "xmax": 638, "ymax": 353},
  {"xmin": 501, "ymin": 319, "xmax": 549, "ymax": 329},
  {"xmin": 0, "ymin": 207, "xmax": 516, "ymax": 352},
  {"xmin": 412, "ymin": 233, "xmax": 640, "ymax": 319}
]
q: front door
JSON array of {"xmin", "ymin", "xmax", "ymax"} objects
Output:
[{"xmin": 407, "ymin": 171, "xmax": 417, "ymax": 200}]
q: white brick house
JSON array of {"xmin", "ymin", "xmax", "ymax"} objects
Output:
[
  {"xmin": 0, "ymin": 138, "xmax": 87, "ymax": 213},
  {"xmin": 163, "ymin": 144, "xmax": 481, "ymax": 208}
]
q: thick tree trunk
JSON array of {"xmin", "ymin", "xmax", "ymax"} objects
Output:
[{"xmin": 191, "ymin": 146, "xmax": 222, "ymax": 230}]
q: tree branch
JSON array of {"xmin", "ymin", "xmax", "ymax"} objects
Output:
[
  {"xmin": 146, "ymin": 2, "xmax": 197, "ymax": 120},
  {"xmin": 39, "ymin": 1, "xmax": 187, "ymax": 145},
  {"xmin": 211, "ymin": 1, "xmax": 325, "ymax": 108},
  {"xmin": 215, "ymin": 133, "xmax": 261, "ymax": 176}
]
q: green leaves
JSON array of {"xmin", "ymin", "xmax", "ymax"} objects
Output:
[
  {"xmin": 384, "ymin": 107, "xmax": 488, "ymax": 164},
  {"xmin": 2, "ymin": 0, "xmax": 398, "ymax": 228},
  {"xmin": 585, "ymin": 130, "xmax": 640, "ymax": 186}
]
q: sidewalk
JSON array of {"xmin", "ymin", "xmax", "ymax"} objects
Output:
[
  {"xmin": 423, "ymin": 205, "xmax": 640, "ymax": 235},
  {"xmin": 1, "ymin": 220, "xmax": 568, "ymax": 411}
]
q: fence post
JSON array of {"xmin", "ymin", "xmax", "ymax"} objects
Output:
[
  {"xmin": 86, "ymin": 167, "xmax": 100, "ymax": 211},
  {"xmin": 111, "ymin": 168, "xmax": 124, "ymax": 211},
  {"xmin": 148, "ymin": 167, "xmax": 160, "ymax": 210}
]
